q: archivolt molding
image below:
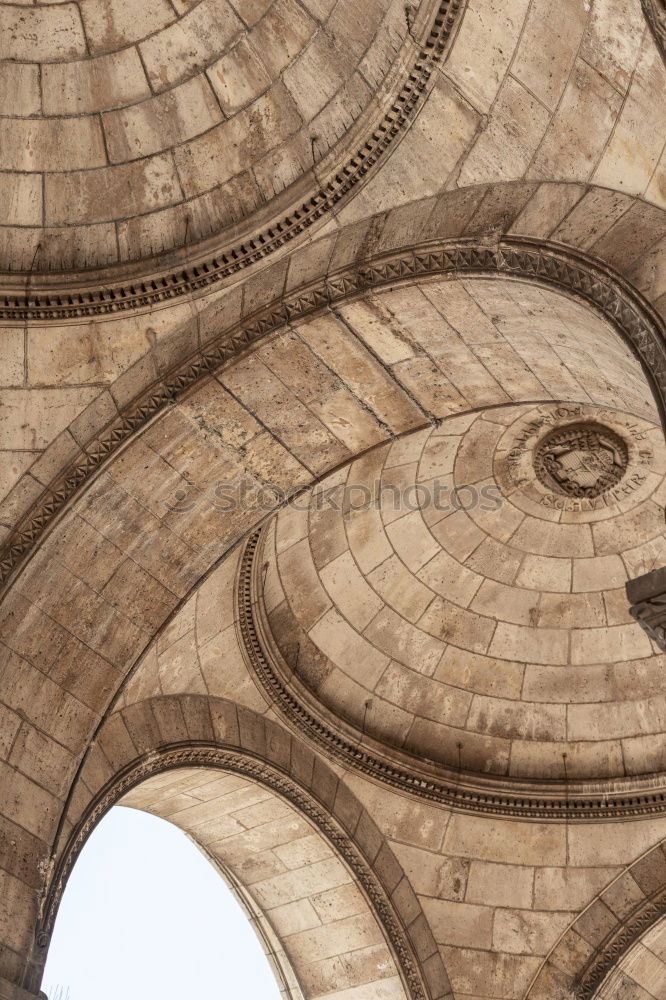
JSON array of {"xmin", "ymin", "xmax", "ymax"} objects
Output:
[
  {"xmin": 642, "ymin": 0, "xmax": 666, "ymax": 60},
  {"xmin": 39, "ymin": 742, "xmax": 437, "ymax": 1000},
  {"xmin": 0, "ymin": 0, "xmax": 464, "ymax": 322},
  {"xmin": 526, "ymin": 840, "xmax": 666, "ymax": 1000},
  {"xmin": 582, "ymin": 895, "xmax": 666, "ymax": 999},
  {"xmin": 2, "ymin": 238, "xmax": 665, "ymax": 596},
  {"xmin": 237, "ymin": 525, "xmax": 666, "ymax": 822}
]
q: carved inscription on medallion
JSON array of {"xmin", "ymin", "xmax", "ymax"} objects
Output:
[
  {"xmin": 533, "ymin": 422, "xmax": 628, "ymax": 499},
  {"xmin": 496, "ymin": 404, "xmax": 654, "ymax": 514}
]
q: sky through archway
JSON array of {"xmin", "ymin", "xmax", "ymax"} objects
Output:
[{"xmin": 43, "ymin": 806, "xmax": 282, "ymax": 1000}]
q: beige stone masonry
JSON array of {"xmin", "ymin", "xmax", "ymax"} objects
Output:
[{"xmin": 0, "ymin": 5, "xmax": 665, "ymax": 999}]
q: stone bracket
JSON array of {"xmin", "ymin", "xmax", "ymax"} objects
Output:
[{"xmin": 627, "ymin": 566, "xmax": 666, "ymax": 651}]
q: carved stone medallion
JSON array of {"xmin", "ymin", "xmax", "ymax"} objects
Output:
[
  {"xmin": 495, "ymin": 403, "xmax": 655, "ymax": 516},
  {"xmin": 533, "ymin": 422, "xmax": 628, "ymax": 499}
]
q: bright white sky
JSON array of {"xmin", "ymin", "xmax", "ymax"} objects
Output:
[{"xmin": 43, "ymin": 805, "xmax": 282, "ymax": 1000}]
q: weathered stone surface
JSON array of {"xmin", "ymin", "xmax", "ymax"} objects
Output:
[{"xmin": 0, "ymin": 6, "xmax": 666, "ymax": 1000}]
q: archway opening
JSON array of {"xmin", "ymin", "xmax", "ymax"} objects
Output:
[
  {"xmin": 43, "ymin": 805, "xmax": 283, "ymax": 1000},
  {"xmin": 43, "ymin": 748, "xmax": 420, "ymax": 1000}
]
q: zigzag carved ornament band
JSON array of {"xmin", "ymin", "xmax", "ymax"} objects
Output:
[
  {"xmin": 38, "ymin": 746, "xmax": 431, "ymax": 1000},
  {"xmin": 237, "ymin": 526, "xmax": 666, "ymax": 822},
  {"xmin": 526, "ymin": 842, "xmax": 666, "ymax": 1000},
  {"xmin": 576, "ymin": 890, "xmax": 666, "ymax": 998},
  {"xmin": 2, "ymin": 239, "xmax": 666, "ymax": 595},
  {"xmin": 0, "ymin": 0, "xmax": 463, "ymax": 323}
]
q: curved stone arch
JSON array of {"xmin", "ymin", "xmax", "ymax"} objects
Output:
[
  {"xmin": 525, "ymin": 838, "xmax": 666, "ymax": 1000},
  {"xmin": 1, "ymin": 236, "xmax": 666, "ymax": 992},
  {"xmin": 595, "ymin": 912, "xmax": 666, "ymax": 999},
  {"xmin": 3, "ymin": 178, "xmax": 665, "ymax": 556},
  {"xmin": 35, "ymin": 696, "xmax": 450, "ymax": 1000},
  {"xmin": 0, "ymin": 177, "xmax": 663, "ymax": 325},
  {"xmin": 2, "ymin": 234, "xmax": 666, "ymax": 592}
]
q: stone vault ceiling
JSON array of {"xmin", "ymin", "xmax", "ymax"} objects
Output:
[
  {"xmin": 1, "ymin": 3, "xmax": 666, "ymax": 1000},
  {"xmin": 0, "ymin": 0, "xmax": 449, "ymax": 272},
  {"xmin": 0, "ymin": 0, "xmax": 664, "ymax": 292},
  {"xmin": 228, "ymin": 274, "xmax": 666, "ymax": 790},
  {"xmin": 261, "ymin": 400, "xmax": 666, "ymax": 781}
]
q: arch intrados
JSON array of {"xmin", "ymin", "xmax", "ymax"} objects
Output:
[
  {"xmin": 36, "ymin": 697, "xmax": 448, "ymax": 1000},
  {"xmin": 2, "ymin": 235, "xmax": 665, "ymax": 594},
  {"xmin": 191, "ymin": 837, "xmax": 305, "ymax": 1000},
  {"xmin": 118, "ymin": 771, "xmax": 393, "ymax": 1000},
  {"xmin": 46, "ymin": 798, "xmax": 303, "ymax": 1000}
]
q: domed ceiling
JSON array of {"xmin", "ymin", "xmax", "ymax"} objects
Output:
[
  {"xmin": 0, "ymin": 0, "xmax": 448, "ymax": 272},
  {"xmin": 254, "ymin": 400, "xmax": 666, "ymax": 782}
]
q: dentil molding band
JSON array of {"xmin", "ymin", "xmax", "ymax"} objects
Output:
[
  {"xmin": 0, "ymin": 0, "xmax": 463, "ymax": 322},
  {"xmin": 237, "ymin": 525, "xmax": 666, "ymax": 822}
]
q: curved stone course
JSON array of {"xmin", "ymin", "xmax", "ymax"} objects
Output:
[
  {"xmin": 37, "ymin": 696, "xmax": 449, "ymax": 1000},
  {"xmin": 258, "ymin": 402, "xmax": 666, "ymax": 782},
  {"xmin": 2, "ymin": 243, "xmax": 664, "ymax": 594},
  {"xmin": 0, "ymin": 0, "xmax": 456, "ymax": 272}
]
